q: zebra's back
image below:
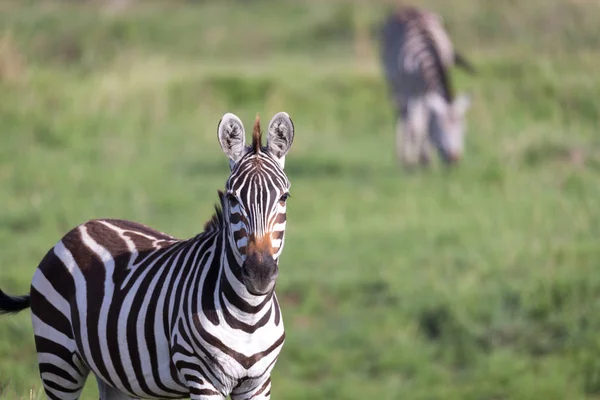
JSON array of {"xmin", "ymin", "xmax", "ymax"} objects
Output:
[{"xmin": 380, "ymin": 7, "xmax": 454, "ymax": 105}]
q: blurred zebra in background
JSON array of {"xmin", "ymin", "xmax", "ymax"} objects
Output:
[
  {"xmin": 380, "ymin": 6, "xmax": 475, "ymax": 168},
  {"xmin": 0, "ymin": 112, "xmax": 295, "ymax": 400}
]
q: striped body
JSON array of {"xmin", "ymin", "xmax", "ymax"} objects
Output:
[
  {"xmin": 380, "ymin": 7, "xmax": 473, "ymax": 168},
  {"xmin": 31, "ymin": 218, "xmax": 283, "ymax": 399},
  {"xmin": 1, "ymin": 112, "xmax": 296, "ymax": 400},
  {"xmin": 381, "ymin": 8, "xmax": 454, "ymax": 104}
]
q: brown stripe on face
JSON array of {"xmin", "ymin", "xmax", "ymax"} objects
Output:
[{"xmin": 246, "ymin": 235, "xmax": 274, "ymax": 259}]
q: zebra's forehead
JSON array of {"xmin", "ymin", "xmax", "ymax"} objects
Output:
[{"xmin": 225, "ymin": 151, "xmax": 290, "ymax": 193}]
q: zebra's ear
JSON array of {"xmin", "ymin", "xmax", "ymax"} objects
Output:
[
  {"xmin": 266, "ymin": 112, "xmax": 294, "ymax": 168},
  {"xmin": 217, "ymin": 113, "xmax": 246, "ymax": 166}
]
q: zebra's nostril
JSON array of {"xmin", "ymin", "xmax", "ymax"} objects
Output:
[
  {"xmin": 241, "ymin": 251, "xmax": 279, "ymax": 295},
  {"xmin": 241, "ymin": 268, "xmax": 250, "ymax": 280}
]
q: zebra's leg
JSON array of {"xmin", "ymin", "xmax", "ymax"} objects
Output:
[
  {"xmin": 231, "ymin": 377, "xmax": 271, "ymax": 400},
  {"xmin": 419, "ymin": 145, "xmax": 431, "ymax": 166},
  {"xmin": 399, "ymin": 97, "xmax": 430, "ymax": 170},
  {"xmin": 396, "ymin": 117, "xmax": 419, "ymax": 169},
  {"xmin": 172, "ymin": 354, "xmax": 224, "ymax": 399},
  {"xmin": 96, "ymin": 376, "xmax": 136, "ymax": 400},
  {"xmin": 35, "ymin": 341, "xmax": 90, "ymax": 400},
  {"xmin": 418, "ymin": 134, "xmax": 432, "ymax": 167},
  {"xmin": 395, "ymin": 102, "xmax": 416, "ymax": 168},
  {"xmin": 184, "ymin": 380, "xmax": 224, "ymax": 400}
]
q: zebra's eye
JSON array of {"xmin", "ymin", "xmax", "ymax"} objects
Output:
[
  {"xmin": 279, "ymin": 193, "xmax": 290, "ymax": 204},
  {"xmin": 227, "ymin": 193, "xmax": 239, "ymax": 205}
]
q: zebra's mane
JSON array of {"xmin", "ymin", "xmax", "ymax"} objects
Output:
[
  {"xmin": 252, "ymin": 113, "xmax": 262, "ymax": 155},
  {"xmin": 396, "ymin": 6, "xmax": 455, "ymax": 101},
  {"xmin": 423, "ymin": 25, "xmax": 454, "ymax": 101},
  {"xmin": 204, "ymin": 190, "xmax": 225, "ymax": 232}
]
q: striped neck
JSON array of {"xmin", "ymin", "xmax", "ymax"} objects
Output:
[{"xmin": 221, "ymin": 229, "xmax": 275, "ymax": 305}]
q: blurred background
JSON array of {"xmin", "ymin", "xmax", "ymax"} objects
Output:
[{"xmin": 1, "ymin": 0, "xmax": 600, "ymax": 398}]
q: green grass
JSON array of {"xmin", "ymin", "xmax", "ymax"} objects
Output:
[{"xmin": 1, "ymin": 0, "xmax": 600, "ymax": 398}]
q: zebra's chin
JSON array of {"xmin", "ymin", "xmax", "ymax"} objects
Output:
[{"xmin": 241, "ymin": 267, "xmax": 279, "ymax": 295}]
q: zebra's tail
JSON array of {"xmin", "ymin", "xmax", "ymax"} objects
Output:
[{"xmin": 0, "ymin": 289, "xmax": 30, "ymax": 315}]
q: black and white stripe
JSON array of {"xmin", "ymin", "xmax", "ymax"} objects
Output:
[
  {"xmin": 380, "ymin": 6, "xmax": 473, "ymax": 168},
  {"xmin": 0, "ymin": 112, "xmax": 295, "ymax": 400}
]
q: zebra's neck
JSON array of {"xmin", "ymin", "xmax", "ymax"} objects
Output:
[{"xmin": 216, "ymin": 229, "xmax": 276, "ymax": 325}]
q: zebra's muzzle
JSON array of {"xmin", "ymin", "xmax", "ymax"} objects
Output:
[
  {"xmin": 448, "ymin": 153, "xmax": 461, "ymax": 163},
  {"xmin": 241, "ymin": 250, "xmax": 279, "ymax": 296},
  {"xmin": 442, "ymin": 151, "xmax": 461, "ymax": 165}
]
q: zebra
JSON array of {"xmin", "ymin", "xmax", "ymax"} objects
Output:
[
  {"xmin": 380, "ymin": 6, "xmax": 475, "ymax": 168},
  {"xmin": 0, "ymin": 111, "xmax": 295, "ymax": 400}
]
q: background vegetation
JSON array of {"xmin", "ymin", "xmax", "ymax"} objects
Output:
[{"xmin": 0, "ymin": 0, "xmax": 599, "ymax": 398}]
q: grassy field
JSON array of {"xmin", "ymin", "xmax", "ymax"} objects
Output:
[{"xmin": 1, "ymin": 0, "xmax": 600, "ymax": 398}]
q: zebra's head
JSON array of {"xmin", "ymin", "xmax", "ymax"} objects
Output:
[
  {"xmin": 217, "ymin": 112, "xmax": 294, "ymax": 296},
  {"xmin": 427, "ymin": 92, "xmax": 471, "ymax": 164}
]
